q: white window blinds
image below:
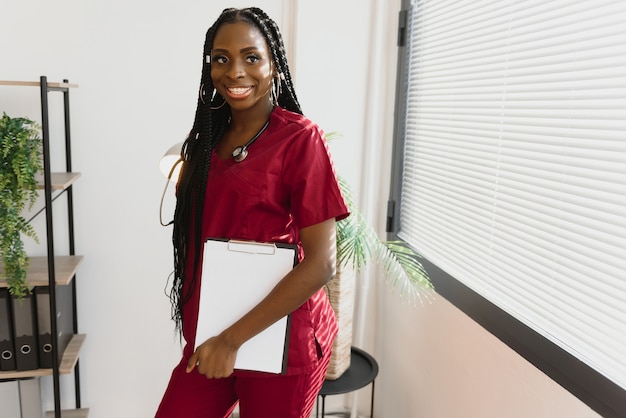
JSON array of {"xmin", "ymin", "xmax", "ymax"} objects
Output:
[{"xmin": 399, "ymin": 0, "xmax": 626, "ymax": 389}]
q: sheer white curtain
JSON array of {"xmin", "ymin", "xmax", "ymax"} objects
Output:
[
  {"xmin": 352, "ymin": 0, "xmax": 404, "ymax": 415},
  {"xmin": 353, "ymin": 0, "xmax": 402, "ymax": 341},
  {"xmin": 399, "ymin": 0, "xmax": 626, "ymax": 389}
]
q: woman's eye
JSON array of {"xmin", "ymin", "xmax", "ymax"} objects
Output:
[
  {"xmin": 213, "ymin": 56, "xmax": 227, "ymax": 64},
  {"xmin": 246, "ymin": 55, "xmax": 260, "ymax": 63}
]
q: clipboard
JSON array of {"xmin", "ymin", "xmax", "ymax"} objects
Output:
[{"xmin": 195, "ymin": 238, "xmax": 298, "ymax": 374}]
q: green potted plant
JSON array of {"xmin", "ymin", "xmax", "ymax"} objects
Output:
[
  {"xmin": 0, "ymin": 112, "xmax": 42, "ymax": 298},
  {"xmin": 325, "ymin": 133, "xmax": 434, "ymax": 379}
]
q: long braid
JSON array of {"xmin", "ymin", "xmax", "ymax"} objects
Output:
[
  {"xmin": 169, "ymin": 7, "xmax": 303, "ymax": 334},
  {"xmin": 243, "ymin": 7, "xmax": 302, "ymax": 114},
  {"xmin": 169, "ymin": 17, "xmax": 222, "ymax": 334}
]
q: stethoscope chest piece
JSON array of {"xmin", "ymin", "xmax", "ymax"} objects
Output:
[{"xmin": 232, "ymin": 146, "xmax": 248, "ymax": 162}]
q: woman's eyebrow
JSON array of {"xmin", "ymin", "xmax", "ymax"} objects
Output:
[
  {"xmin": 239, "ymin": 46, "xmax": 261, "ymax": 53},
  {"xmin": 211, "ymin": 46, "xmax": 262, "ymax": 54}
]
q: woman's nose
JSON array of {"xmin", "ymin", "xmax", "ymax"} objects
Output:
[{"xmin": 226, "ymin": 60, "xmax": 245, "ymax": 79}]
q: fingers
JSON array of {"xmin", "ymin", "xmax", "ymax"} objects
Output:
[
  {"xmin": 186, "ymin": 352, "xmax": 198, "ymax": 373},
  {"xmin": 186, "ymin": 349, "xmax": 229, "ymax": 378},
  {"xmin": 185, "ymin": 337, "xmax": 237, "ymax": 378}
]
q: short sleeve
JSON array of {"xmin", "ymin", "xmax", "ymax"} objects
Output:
[{"xmin": 282, "ymin": 123, "xmax": 350, "ymax": 229}]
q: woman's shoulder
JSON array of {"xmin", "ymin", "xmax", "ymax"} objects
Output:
[
  {"xmin": 267, "ymin": 107, "xmax": 334, "ymax": 165},
  {"xmin": 271, "ymin": 106, "xmax": 323, "ymax": 139}
]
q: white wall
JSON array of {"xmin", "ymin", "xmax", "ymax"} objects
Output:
[
  {"xmin": 0, "ymin": 0, "xmax": 601, "ymax": 417},
  {"xmin": 373, "ymin": 288, "xmax": 601, "ymax": 418}
]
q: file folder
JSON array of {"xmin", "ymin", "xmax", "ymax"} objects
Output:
[
  {"xmin": 195, "ymin": 239, "xmax": 298, "ymax": 374},
  {"xmin": 0, "ymin": 288, "xmax": 17, "ymax": 371},
  {"xmin": 34, "ymin": 285, "xmax": 74, "ymax": 369},
  {"xmin": 10, "ymin": 292, "xmax": 39, "ymax": 371}
]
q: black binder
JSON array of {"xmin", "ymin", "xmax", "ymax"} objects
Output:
[
  {"xmin": 34, "ymin": 286, "xmax": 74, "ymax": 368},
  {"xmin": 10, "ymin": 292, "xmax": 39, "ymax": 371},
  {"xmin": 0, "ymin": 288, "xmax": 16, "ymax": 371}
]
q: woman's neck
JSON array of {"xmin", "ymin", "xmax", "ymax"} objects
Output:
[{"xmin": 228, "ymin": 103, "xmax": 275, "ymax": 132}]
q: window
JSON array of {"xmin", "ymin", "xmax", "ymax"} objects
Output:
[{"xmin": 389, "ymin": 1, "xmax": 626, "ymax": 416}]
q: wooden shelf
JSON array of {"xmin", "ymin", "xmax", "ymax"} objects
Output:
[
  {"xmin": 0, "ymin": 334, "xmax": 86, "ymax": 379},
  {"xmin": 0, "ymin": 255, "xmax": 84, "ymax": 287},
  {"xmin": 0, "ymin": 80, "xmax": 79, "ymax": 89},
  {"xmin": 45, "ymin": 409, "xmax": 89, "ymax": 418},
  {"xmin": 36, "ymin": 172, "xmax": 82, "ymax": 191}
]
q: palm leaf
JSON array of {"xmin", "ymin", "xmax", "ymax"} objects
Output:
[
  {"xmin": 335, "ymin": 173, "xmax": 433, "ymax": 304},
  {"xmin": 377, "ymin": 240, "xmax": 433, "ymax": 303},
  {"xmin": 336, "ymin": 177, "xmax": 377, "ymax": 272}
]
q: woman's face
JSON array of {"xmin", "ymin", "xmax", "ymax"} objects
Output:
[{"xmin": 210, "ymin": 21, "xmax": 274, "ymax": 113}]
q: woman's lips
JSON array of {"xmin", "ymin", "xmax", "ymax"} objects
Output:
[{"xmin": 226, "ymin": 86, "xmax": 253, "ymax": 97}]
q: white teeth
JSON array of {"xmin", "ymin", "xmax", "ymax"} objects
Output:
[{"xmin": 228, "ymin": 87, "xmax": 251, "ymax": 95}]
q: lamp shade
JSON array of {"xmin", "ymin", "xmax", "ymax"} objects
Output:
[{"xmin": 159, "ymin": 141, "xmax": 183, "ymax": 182}]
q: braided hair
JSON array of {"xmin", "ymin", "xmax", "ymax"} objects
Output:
[{"xmin": 169, "ymin": 7, "xmax": 303, "ymax": 334}]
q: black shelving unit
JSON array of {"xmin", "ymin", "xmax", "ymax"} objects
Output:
[{"xmin": 0, "ymin": 76, "xmax": 88, "ymax": 418}]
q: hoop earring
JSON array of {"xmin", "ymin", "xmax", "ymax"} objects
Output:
[
  {"xmin": 210, "ymin": 91, "xmax": 227, "ymax": 110},
  {"xmin": 199, "ymin": 83, "xmax": 206, "ymax": 104},
  {"xmin": 210, "ymin": 100, "xmax": 226, "ymax": 110}
]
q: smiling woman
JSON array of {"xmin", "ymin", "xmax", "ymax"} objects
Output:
[
  {"xmin": 209, "ymin": 21, "xmax": 274, "ymax": 129},
  {"xmin": 155, "ymin": 7, "xmax": 349, "ymax": 418}
]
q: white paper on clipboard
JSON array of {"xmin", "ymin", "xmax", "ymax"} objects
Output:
[{"xmin": 195, "ymin": 238, "xmax": 297, "ymax": 374}]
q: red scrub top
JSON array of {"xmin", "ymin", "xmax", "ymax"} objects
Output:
[{"xmin": 181, "ymin": 106, "xmax": 350, "ymax": 375}]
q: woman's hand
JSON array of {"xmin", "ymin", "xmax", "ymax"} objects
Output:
[{"xmin": 186, "ymin": 333, "xmax": 239, "ymax": 379}]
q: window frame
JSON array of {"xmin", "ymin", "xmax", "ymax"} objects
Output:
[{"xmin": 387, "ymin": 1, "xmax": 626, "ymax": 417}]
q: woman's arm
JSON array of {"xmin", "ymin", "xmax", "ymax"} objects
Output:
[{"xmin": 187, "ymin": 218, "xmax": 337, "ymax": 378}]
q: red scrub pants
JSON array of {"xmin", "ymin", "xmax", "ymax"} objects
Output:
[{"xmin": 155, "ymin": 348, "xmax": 331, "ymax": 418}]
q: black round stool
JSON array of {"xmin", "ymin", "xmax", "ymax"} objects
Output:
[{"xmin": 316, "ymin": 346, "xmax": 379, "ymax": 417}]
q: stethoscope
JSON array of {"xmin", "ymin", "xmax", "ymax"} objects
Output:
[
  {"xmin": 231, "ymin": 118, "xmax": 271, "ymax": 162},
  {"xmin": 160, "ymin": 118, "xmax": 271, "ymax": 226}
]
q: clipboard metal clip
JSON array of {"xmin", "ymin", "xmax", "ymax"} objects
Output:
[{"xmin": 227, "ymin": 240, "xmax": 277, "ymax": 255}]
